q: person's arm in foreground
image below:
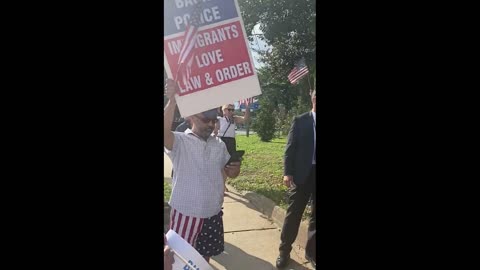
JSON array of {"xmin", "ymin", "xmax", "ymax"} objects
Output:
[
  {"xmin": 164, "ymin": 234, "xmax": 174, "ymax": 270},
  {"xmin": 164, "ymin": 79, "xmax": 177, "ymax": 150}
]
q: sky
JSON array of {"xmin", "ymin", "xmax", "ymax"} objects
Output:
[
  {"xmin": 235, "ymin": 24, "xmax": 272, "ymax": 108},
  {"xmin": 248, "ymin": 24, "xmax": 271, "ymax": 70}
]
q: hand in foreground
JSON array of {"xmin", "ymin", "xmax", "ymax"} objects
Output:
[
  {"xmin": 164, "ymin": 245, "xmax": 175, "ymax": 270},
  {"xmin": 283, "ymin": 175, "xmax": 295, "ymax": 188},
  {"xmin": 225, "ymin": 161, "xmax": 241, "ymax": 178}
]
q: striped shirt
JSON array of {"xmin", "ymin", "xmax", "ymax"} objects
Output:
[{"xmin": 165, "ymin": 129, "xmax": 230, "ymax": 218}]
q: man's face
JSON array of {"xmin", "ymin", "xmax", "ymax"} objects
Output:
[
  {"xmin": 223, "ymin": 105, "xmax": 235, "ymax": 117},
  {"xmin": 191, "ymin": 113, "xmax": 218, "ymax": 139}
]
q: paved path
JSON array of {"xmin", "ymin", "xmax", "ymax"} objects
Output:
[
  {"xmin": 209, "ymin": 190, "xmax": 313, "ymax": 270},
  {"xmin": 164, "ymin": 153, "xmax": 313, "ymax": 269}
]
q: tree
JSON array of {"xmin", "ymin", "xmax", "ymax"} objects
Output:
[
  {"xmin": 238, "ymin": 0, "xmax": 316, "ymax": 137},
  {"xmin": 251, "ymin": 98, "xmax": 276, "ymax": 141},
  {"xmin": 253, "ymin": 66, "xmax": 311, "ymax": 137},
  {"xmin": 239, "ymin": 0, "xmax": 316, "ymax": 84}
]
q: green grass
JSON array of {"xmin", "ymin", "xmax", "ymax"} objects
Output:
[
  {"xmin": 229, "ymin": 134, "xmax": 289, "ymax": 209},
  {"xmin": 164, "ymin": 180, "xmax": 171, "ymax": 202}
]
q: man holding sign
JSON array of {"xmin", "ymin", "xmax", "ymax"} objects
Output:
[{"xmin": 164, "ymin": 79, "xmax": 241, "ymax": 263}]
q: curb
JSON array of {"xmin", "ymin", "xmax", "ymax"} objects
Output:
[{"xmin": 226, "ymin": 184, "xmax": 310, "ymax": 250}]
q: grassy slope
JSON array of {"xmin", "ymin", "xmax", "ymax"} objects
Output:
[{"xmin": 229, "ymin": 134, "xmax": 289, "ymax": 209}]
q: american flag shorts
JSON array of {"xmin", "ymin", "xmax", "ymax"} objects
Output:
[{"xmin": 169, "ymin": 208, "xmax": 224, "ymax": 257}]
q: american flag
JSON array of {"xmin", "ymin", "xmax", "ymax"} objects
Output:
[
  {"xmin": 239, "ymin": 97, "xmax": 254, "ymax": 106},
  {"xmin": 288, "ymin": 57, "xmax": 309, "ymax": 84},
  {"xmin": 175, "ymin": 4, "xmax": 202, "ymax": 82}
]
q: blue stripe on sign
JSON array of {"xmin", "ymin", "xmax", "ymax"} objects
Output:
[{"xmin": 164, "ymin": 0, "xmax": 239, "ymax": 36}]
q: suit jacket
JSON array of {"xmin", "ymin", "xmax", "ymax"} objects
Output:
[{"xmin": 284, "ymin": 111, "xmax": 315, "ymax": 185}]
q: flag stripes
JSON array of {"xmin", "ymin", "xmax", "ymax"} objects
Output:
[
  {"xmin": 169, "ymin": 208, "xmax": 205, "ymax": 247},
  {"xmin": 175, "ymin": 3, "xmax": 202, "ymax": 82},
  {"xmin": 288, "ymin": 57, "xmax": 309, "ymax": 84}
]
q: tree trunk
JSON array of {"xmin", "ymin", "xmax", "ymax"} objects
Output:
[{"xmin": 246, "ymin": 122, "xmax": 250, "ymax": 137}]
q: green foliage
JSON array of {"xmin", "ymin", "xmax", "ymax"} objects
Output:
[
  {"xmin": 239, "ymin": 0, "xmax": 316, "ymax": 83},
  {"xmin": 251, "ymin": 98, "xmax": 276, "ymax": 141},
  {"xmin": 237, "ymin": 0, "xmax": 315, "ymax": 136},
  {"xmin": 164, "ymin": 180, "xmax": 171, "ymax": 202},
  {"xmin": 252, "ymin": 66, "xmax": 313, "ymax": 138},
  {"xmin": 231, "ymin": 134, "xmax": 288, "ymax": 208},
  {"xmin": 232, "ymin": 135, "xmax": 312, "ymax": 218}
]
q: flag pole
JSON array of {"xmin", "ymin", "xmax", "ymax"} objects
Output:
[
  {"xmin": 174, "ymin": 63, "xmax": 182, "ymax": 83},
  {"xmin": 306, "ymin": 73, "xmax": 313, "ymax": 90}
]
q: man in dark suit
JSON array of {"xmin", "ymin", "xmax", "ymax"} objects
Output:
[{"xmin": 276, "ymin": 90, "xmax": 316, "ymax": 269}]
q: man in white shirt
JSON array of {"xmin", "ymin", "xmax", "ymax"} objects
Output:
[{"xmin": 164, "ymin": 79, "xmax": 241, "ymax": 262}]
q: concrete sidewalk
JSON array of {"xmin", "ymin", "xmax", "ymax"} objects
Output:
[
  {"xmin": 208, "ymin": 190, "xmax": 314, "ymax": 270},
  {"xmin": 164, "ymin": 154, "xmax": 313, "ymax": 269}
]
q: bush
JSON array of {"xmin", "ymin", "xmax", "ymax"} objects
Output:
[{"xmin": 251, "ymin": 100, "xmax": 276, "ymax": 142}]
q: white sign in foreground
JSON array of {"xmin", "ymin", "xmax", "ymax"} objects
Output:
[{"xmin": 166, "ymin": 229, "xmax": 213, "ymax": 270}]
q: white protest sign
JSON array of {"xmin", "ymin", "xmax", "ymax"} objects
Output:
[
  {"xmin": 166, "ymin": 229, "xmax": 213, "ymax": 270},
  {"xmin": 164, "ymin": 0, "xmax": 262, "ymax": 117}
]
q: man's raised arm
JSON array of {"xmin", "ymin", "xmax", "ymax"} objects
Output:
[{"xmin": 164, "ymin": 79, "xmax": 178, "ymax": 150}]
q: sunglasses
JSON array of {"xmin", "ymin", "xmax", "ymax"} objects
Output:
[
  {"xmin": 195, "ymin": 115, "xmax": 218, "ymax": 124},
  {"xmin": 227, "ymin": 108, "xmax": 234, "ymax": 112}
]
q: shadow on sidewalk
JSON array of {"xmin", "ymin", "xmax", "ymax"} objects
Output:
[
  {"xmin": 212, "ymin": 242, "xmax": 311, "ymax": 270},
  {"xmin": 225, "ymin": 190, "xmax": 280, "ymax": 223}
]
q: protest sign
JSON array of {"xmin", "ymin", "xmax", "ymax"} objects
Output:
[
  {"xmin": 165, "ymin": 229, "xmax": 213, "ymax": 270},
  {"xmin": 164, "ymin": 0, "xmax": 262, "ymax": 117}
]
